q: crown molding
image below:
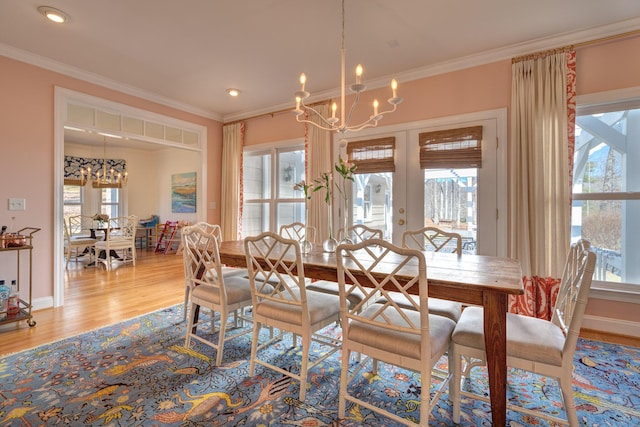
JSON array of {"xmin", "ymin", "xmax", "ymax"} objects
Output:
[
  {"xmin": 3, "ymin": 15, "xmax": 640, "ymax": 125},
  {"xmin": 0, "ymin": 43, "xmax": 222, "ymax": 122}
]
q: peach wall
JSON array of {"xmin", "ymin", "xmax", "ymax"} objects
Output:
[
  {"xmin": 576, "ymin": 35, "xmax": 640, "ymax": 95},
  {"xmin": 1, "ymin": 32, "xmax": 639, "ymax": 329},
  {"xmin": 0, "ymin": 55, "xmax": 221, "ymax": 301},
  {"xmin": 244, "ymin": 60, "xmax": 512, "ymax": 147}
]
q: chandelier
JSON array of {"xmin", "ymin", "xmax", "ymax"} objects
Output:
[
  {"xmin": 80, "ymin": 136, "xmax": 128, "ymax": 188},
  {"xmin": 293, "ymin": 0, "xmax": 403, "ymax": 133}
]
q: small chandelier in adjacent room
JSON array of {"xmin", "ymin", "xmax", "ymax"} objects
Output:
[
  {"xmin": 80, "ymin": 136, "xmax": 128, "ymax": 188},
  {"xmin": 293, "ymin": 0, "xmax": 403, "ymax": 133}
]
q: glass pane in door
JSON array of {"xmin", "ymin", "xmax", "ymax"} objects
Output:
[
  {"xmin": 352, "ymin": 173, "xmax": 393, "ymax": 240},
  {"xmin": 424, "ymin": 168, "xmax": 477, "ymax": 253}
]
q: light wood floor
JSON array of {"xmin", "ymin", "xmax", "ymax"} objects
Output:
[
  {"xmin": 0, "ymin": 249, "xmax": 185, "ymax": 355},
  {"xmin": 1, "ymin": 248, "xmax": 638, "ymax": 355}
]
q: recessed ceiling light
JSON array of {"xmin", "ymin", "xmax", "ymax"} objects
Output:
[
  {"xmin": 227, "ymin": 88, "xmax": 240, "ymax": 97},
  {"xmin": 38, "ymin": 6, "xmax": 70, "ymax": 24}
]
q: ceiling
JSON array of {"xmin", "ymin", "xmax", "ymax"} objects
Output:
[{"xmin": 2, "ymin": 0, "xmax": 640, "ymax": 124}]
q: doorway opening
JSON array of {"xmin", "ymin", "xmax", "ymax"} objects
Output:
[{"xmin": 54, "ymin": 88, "xmax": 207, "ymax": 307}]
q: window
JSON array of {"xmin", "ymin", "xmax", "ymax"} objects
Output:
[
  {"xmin": 99, "ymin": 187, "xmax": 121, "ymax": 219},
  {"xmin": 242, "ymin": 143, "xmax": 305, "ymax": 237},
  {"xmin": 573, "ymin": 101, "xmax": 640, "ymax": 292},
  {"xmin": 63, "ymin": 185, "xmax": 83, "ymax": 222},
  {"xmin": 419, "ymin": 126, "xmax": 482, "ymax": 253},
  {"xmin": 348, "ymin": 137, "xmax": 396, "ymax": 239}
]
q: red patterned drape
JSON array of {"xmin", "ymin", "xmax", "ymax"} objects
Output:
[{"xmin": 509, "ymin": 50, "xmax": 576, "ymax": 320}]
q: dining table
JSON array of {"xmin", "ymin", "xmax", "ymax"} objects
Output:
[{"xmin": 217, "ymin": 239, "xmax": 523, "ymax": 426}]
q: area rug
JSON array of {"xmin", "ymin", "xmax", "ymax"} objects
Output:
[{"xmin": 0, "ymin": 305, "xmax": 638, "ymax": 426}]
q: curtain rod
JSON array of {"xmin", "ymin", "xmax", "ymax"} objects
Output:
[
  {"xmin": 512, "ymin": 28, "xmax": 640, "ymax": 63},
  {"xmin": 224, "ymin": 100, "xmax": 332, "ymax": 126}
]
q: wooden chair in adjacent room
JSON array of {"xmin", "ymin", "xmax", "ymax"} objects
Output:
[
  {"xmin": 155, "ymin": 220, "xmax": 182, "ymax": 254},
  {"xmin": 182, "ymin": 224, "xmax": 256, "ymax": 366},
  {"xmin": 449, "ymin": 239, "xmax": 597, "ymax": 427},
  {"xmin": 336, "ymin": 239, "xmax": 456, "ymax": 427},
  {"xmin": 244, "ymin": 231, "xmax": 342, "ymax": 401},
  {"xmin": 63, "ymin": 215, "xmax": 99, "ymax": 270},
  {"xmin": 94, "ymin": 215, "xmax": 138, "ymax": 271}
]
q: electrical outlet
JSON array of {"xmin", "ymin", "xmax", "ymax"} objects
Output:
[{"xmin": 8, "ymin": 198, "xmax": 26, "ymax": 211}]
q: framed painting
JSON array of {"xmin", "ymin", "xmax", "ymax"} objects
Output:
[{"xmin": 171, "ymin": 172, "xmax": 196, "ymax": 213}]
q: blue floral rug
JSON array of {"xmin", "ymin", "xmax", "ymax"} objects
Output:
[{"xmin": 0, "ymin": 305, "xmax": 638, "ymax": 426}]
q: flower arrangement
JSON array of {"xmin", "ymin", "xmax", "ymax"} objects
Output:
[
  {"xmin": 334, "ymin": 156, "xmax": 357, "ymax": 241},
  {"xmin": 311, "ymin": 157, "xmax": 357, "ymax": 248},
  {"xmin": 312, "ymin": 171, "xmax": 333, "ymax": 203},
  {"xmin": 293, "ymin": 180, "xmax": 313, "ymax": 201},
  {"xmin": 92, "ymin": 213, "xmax": 109, "ymax": 226},
  {"xmin": 293, "ymin": 180, "xmax": 314, "ymax": 253},
  {"xmin": 334, "ymin": 156, "xmax": 357, "ymax": 199}
]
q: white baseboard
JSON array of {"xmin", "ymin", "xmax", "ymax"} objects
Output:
[
  {"xmin": 31, "ymin": 297, "xmax": 54, "ymax": 311},
  {"xmin": 582, "ymin": 314, "xmax": 640, "ymax": 339}
]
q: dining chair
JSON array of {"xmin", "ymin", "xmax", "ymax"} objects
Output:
[
  {"xmin": 336, "ymin": 239, "xmax": 456, "ymax": 426},
  {"xmin": 63, "ymin": 216, "xmax": 99, "ymax": 270},
  {"xmin": 279, "ymin": 222, "xmax": 316, "ymax": 245},
  {"xmin": 181, "ymin": 222, "xmax": 247, "ymax": 321},
  {"xmin": 376, "ymin": 226, "xmax": 463, "ymax": 322},
  {"xmin": 450, "ymin": 239, "xmax": 597, "ymax": 426},
  {"xmin": 306, "ymin": 224, "xmax": 382, "ymax": 305},
  {"xmin": 182, "ymin": 224, "xmax": 257, "ymax": 366},
  {"xmin": 403, "ymin": 226, "xmax": 463, "ymax": 254},
  {"xmin": 244, "ymin": 231, "xmax": 342, "ymax": 401},
  {"xmin": 338, "ymin": 223, "xmax": 383, "ymax": 243},
  {"xmin": 94, "ymin": 215, "xmax": 138, "ymax": 271}
]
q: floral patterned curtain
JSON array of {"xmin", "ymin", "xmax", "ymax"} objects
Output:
[{"xmin": 508, "ymin": 50, "xmax": 577, "ymax": 320}]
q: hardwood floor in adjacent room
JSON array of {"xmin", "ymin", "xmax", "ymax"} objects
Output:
[
  {"xmin": 0, "ymin": 249, "xmax": 185, "ymax": 356},
  {"xmin": 0, "ymin": 248, "xmax": 638, "ymax": 355}
]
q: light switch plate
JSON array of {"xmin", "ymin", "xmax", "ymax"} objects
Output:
[{"xmin": 8, "ymin": 198, "xmax": 26, "ymax": 211}]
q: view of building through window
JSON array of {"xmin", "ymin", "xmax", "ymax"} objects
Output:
[
  {"xmin": 350, "ymin": 169, "xmax": 477, "ymax": 253},
  {"xmin": 572, "ymin": 107, "xmax": 640, "ymax": 286}
]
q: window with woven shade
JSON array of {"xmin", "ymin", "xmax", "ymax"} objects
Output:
[
  {"xmin": 346, "ymin": 137, "xmax": 395, "ymax": 174},
  {"xmin": 419, "ymin": 126, "xmax": 483, "ymax": 169}
]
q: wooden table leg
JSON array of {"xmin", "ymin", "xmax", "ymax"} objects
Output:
[{"xmin": 484, "ymin": 291, "xmax": 508, "ymax": 426}]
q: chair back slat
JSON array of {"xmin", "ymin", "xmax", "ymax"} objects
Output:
[
  {"xmin": 244, "ymin": 232, "xmax": 307, "ymax": 307},
  {"xmin": 279, "ymin": 222, "xmax": 316, "ymax": 244},
  {"xmin": 339, "ymin": 224, "xmax": 383, "ymax": 243},
  {"xmin": 552, "ymin": 239, "xmax": 596, "ymax": 354},
  {"xmin": 337, "ymin": 239, "xmax": 427, "ymax": 335},
  {"xmin": 402, "ymin": 226, "xmax": 462, "ymax": 254},
  {"xmin": 181, "ymin": 224, "xmax": 227, "ymax": 304}
]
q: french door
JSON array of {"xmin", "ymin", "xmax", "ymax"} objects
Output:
[{"xmin": 335, "ymin": 110, "xmax": 506, "ymax": 256}]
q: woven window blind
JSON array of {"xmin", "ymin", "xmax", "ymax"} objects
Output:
[
  {"xmin": 346, "ymin": 137, "xmax": 395, "ymax": 173},
  {"xmin": 419, "ymin": 126, "xmax": 483, "ymax": 169}
]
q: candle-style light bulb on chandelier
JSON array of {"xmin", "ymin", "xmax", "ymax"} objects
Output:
[
  {"xmin": 79, "ymin": 136, "xmax": 128, "ymax": 188},
  {"xmin": 293, "ymin": 0, "xmax": 403, "ymax": 133}
]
